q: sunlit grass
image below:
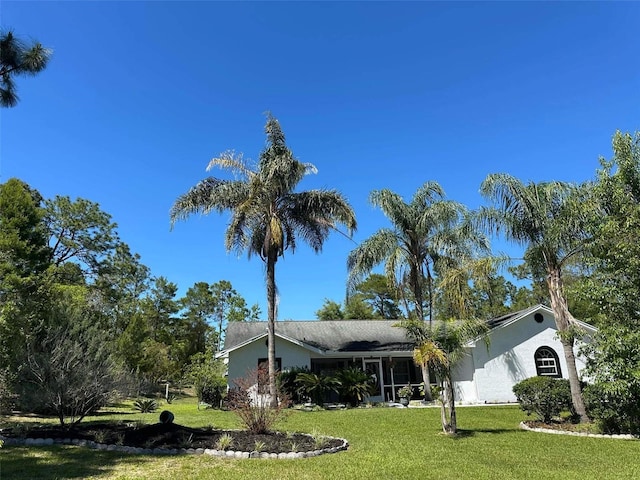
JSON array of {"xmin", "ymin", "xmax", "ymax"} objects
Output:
[{"xmin": 2, "ymin": 399, "xmax": 639, "ymax": 480}]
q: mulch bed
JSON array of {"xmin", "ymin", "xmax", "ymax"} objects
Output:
[
  {"xmin": 1, "ymin": 422, "xmax": 345, "ymax": 454},
  {"xmin": 523, "ymin": 419, "xmax": 605, "ymax": 434}
]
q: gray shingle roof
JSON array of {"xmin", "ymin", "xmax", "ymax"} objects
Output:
[
  {"xmin": 222, "ymin": 305, "xmax": 573, "ymax": 355},
  {"xmin": 223, "ymin": 320, "xmax": 414, "ymax": 353}
]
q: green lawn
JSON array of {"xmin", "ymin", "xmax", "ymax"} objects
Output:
[{"xmin": 1, "ymin": 400, "xmax": 638, "ymax": 480}]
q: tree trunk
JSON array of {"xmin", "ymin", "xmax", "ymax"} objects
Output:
[
  {"xmin": 266, "ymin": 251, "xmax": 278, "ymax": 408},
  {"xmin": 546, "ymin": 266, "xmax": 589, "ymax": 422},
  {"xmin": 411, "ymin": 264, "xmax": 425, "ymax": 322},
  {"xmin": 439, "ymin": 380, "xmax": 449, "ymax": 433},
  {"xmin": 446, "ymin": 369, "xmax": 457, "ymax": 434},
  {"xmin": 426, "ymin": 268, "xmax": 433, "ymax": 325},
  {"xmin": 420, "ymin": 364, "xmax": 432, "ymax": 401},
  {"xmin": 437, "ymin": 368, "xmax": 458, "ymax": 434}
]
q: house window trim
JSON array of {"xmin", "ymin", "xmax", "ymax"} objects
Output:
[
  {"xmin": 534, "ymin": 346, "xmax": 562, "ymax": 378},
  {"xmin": 256, "ymin": 358, "xmax": 282, "ymax": 393},
  {"xmin": 257, "ymin": 357, "xmax": 282, "ymax": 372}
]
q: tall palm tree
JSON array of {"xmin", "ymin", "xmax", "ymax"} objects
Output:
[
  {"xmin": 347, "ymin": 182, "xmax": 480, "ymax": 325},
  {"xmin": 171, "ymin": 114, "xmax": 356, "ymax": 406},
  {"xmin": 347, "ymin": 182, "xmax": 489, "ymax": 399},
  {"xmin": 480, "ymin": 173, "xmax": 590, "ymax": 422}
]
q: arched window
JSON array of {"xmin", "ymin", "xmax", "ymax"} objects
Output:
[{"xmin": 534, "ymin": 347, "xmax": 562, "ymax": 378}]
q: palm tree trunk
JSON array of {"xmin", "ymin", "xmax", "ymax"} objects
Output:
[
  {"xmin": 446, "ymin": 369, "xmax": 457, "ymax": 434},
  {"xmin": 440, "ymin": 403, "xmax": 449, "ymax": 433},
  {"xmin": 546, "ymin": 266, "xmax": 589, "ymax": 422},
  {"xmin": 420, "ymin": 364, "xmax": 432, "ymax": 401},
  {"xmin": 266, "ymin": 251, "xmax": 278, "ymax": 408},
  {"xmin": 426, "ymin": 268, "xmax": 433, "ymax": 325},
  {"xmin": 411, "ymin": 264, "xmax": 425, "ymax": 322},
  {"xmin": 439, "ymin": 380, "xmax": 449, "ymax": 433}
]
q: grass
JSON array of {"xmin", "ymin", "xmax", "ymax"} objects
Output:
[{"xmin": 1, "ymin": 398, "xmax": 639, "ymax": 480}]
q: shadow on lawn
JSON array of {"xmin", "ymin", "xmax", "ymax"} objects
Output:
[
  {"xmin": 88, "ymin": 410, "xmax": 137, "ymax": 417},
  {"xmin": 0, "ymin": 445, "xmax": 153, "ymax": 479},
  {"xmin": 452, "ymin": 427, "xmax": 518, "ymax": 439}
]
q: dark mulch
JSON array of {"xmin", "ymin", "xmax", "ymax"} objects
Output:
[{"xmin": 2, "ymin": 422, "xmax": 344, "ymax": 453}]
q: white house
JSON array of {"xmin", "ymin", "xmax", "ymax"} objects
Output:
[{"xmin": 216, "ymin": 304, "xmax": 595, "ymax": 404}]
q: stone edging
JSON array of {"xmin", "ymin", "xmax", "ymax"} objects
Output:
[
  {"xmin": 0, "ymin": 433, "xmax": 349, "ymax": 459},
  {"xmin": 519, "ymin": 422, "xmax": 637, "ymax": 440}
]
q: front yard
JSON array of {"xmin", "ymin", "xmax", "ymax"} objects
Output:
[{"xmin": 1, "ymin": 400, "xmax": 638, "ymax": 479}]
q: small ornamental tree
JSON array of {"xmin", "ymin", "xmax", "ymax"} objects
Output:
[
  {"xmin": 403, "ymin": 318, "xmax": 488, "ymax": 434},
  {"xmin": 226, "ymin": 367, "xmax": 290, "ymax": 434},
  {"xmin": 14, "ymin": 284, "xmax": 119, "ymax": 425},
  {"xmin": 19, "ymin": 325, "xmax": 116, "ymax": 425},
  {"xmin": 187, "ymin": 351, "xmax": 226, "ymax": 409}
]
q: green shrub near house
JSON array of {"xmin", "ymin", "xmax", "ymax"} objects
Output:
[
  {"xmin": 335, "ymin": 367, "xmax": 374, "ymax": 406},
  {"xmin": 512, "ymin": 376, "xmax": 573, "ymax": 423},
  {"xmin": 277, "ymin": 366, "xmax": 310, "ymax": 404},
  {"xmin": 583, "ymin": 382, "xmax": 640, "ymax": 435},
  {"xmin": 291, "ymin": 367, "xmax": 374, "ymax": 406}
]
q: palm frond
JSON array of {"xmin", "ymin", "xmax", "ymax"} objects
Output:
[
  {"xmin": 480, "ymin": 173, "xmax": 588, "ymax": 264},
  {"xmin": 170, "ymin": 178, "xmax": 250, "ymax": 227},
  {"xmin": 411, "ymin": 181, "xmax": 446, "ymax": 207},
  {"xmin": 347, "ymin": 229, "xmax": 398, "ymax": 291},
  {"xmin": 413, "ymin": 340, "xmax": 448, "ymax": 367},
  {"xmin": 206, "ymin": 150, "xmax": 255, "ymax": 178}
]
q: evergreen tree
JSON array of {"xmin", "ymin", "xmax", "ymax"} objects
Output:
[{"xmin": 1, "ymin": 30, "xmax": 51, "ymax": 107}]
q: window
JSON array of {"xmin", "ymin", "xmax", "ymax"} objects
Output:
[
  {"xmin": 258, "ymin": 358, "xmax": 282, "ymax": 371},
  {"xmin": 257, "ymin": 358, "xmax": 281, "ymax": 393},
  {"xmin": 534, "ymin": 347, "xmax": 562, "ymax": 378}
]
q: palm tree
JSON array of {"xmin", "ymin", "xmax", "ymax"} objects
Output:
[
  {"xmin": 1, "ymin": 30, "xmax": 51, "ymax": 107},
  {"xmin": 170, "ymin": 114, "xmax": 356, "ymax": 406},
  {"xmin": 480, "ymin": 173, "xmax": 590, "ymax": 422},
  {"xmin": 347, "ymin": 183, "xmax": 489, "ymax": 399},
  {"xmin": 404, "ymin": 318, "xmax": 488, "ymax": 434}
]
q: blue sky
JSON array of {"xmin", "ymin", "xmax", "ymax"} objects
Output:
[{"xmin": 2, "ymin": 2, "xmax": 639, "ymax": 320}]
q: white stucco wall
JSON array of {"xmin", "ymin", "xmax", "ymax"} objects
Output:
[
  {"xmin": 227, "ymin": 336, "xmax": 312, "ymax": 387},
  {"xmin": 457, "ymin": 310, "xmax": 589, "ymax": 404},
  {"xmin": 453, "ymin": 351, "xmax": 479, "ymax": 403}
]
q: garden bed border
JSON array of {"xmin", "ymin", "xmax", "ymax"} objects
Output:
[
  {"xmin": 0, "ymin": 433, "xmax": 349, "ymax": 459},
  {"xmin": 519, "ymin": 422, "xmax": 637, "ymax": 440}
]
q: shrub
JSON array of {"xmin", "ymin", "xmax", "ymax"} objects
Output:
[
  {"xmin": 215, "ymin": 433, "xmax": 233, "ymax": 450},
  {"xmin": 512, "ymin": 376, "xmax": 572, "ymax": 423},
  {"xmin": 0, "ymin": 370, "xmax": 16, "ymax": 414},
  {"xmin": 397, "ymin": 385, "xmax": 414, "ymax": 399},
  {"xmin": 583, "ymin": 382, "xmax": 640, "ymax": 435},
  {"xmin": 582, "ymin": 323, "xmax": 640, "ymax": 435},
  {"xmin": 226, "ymin": 367, "xmax": 290, "ymax": 434},
  {"xmin": 336, "ymin": 367, "xmax": 374, "ymax": 407},
  {"xmin": 17, "ymin": 325, "xmax": 117, "ymax": 425},
  {"xmin": 187, "ymin": 352, "xmax": 227, "ymax": 409},
  {"xmin": 277, "ymin": 366, "xmax": 309, "ymax": 405},
  {"xmin": 196, "ymin": 378, "xmax": 227, "ymax": 408},
  {"xmin": 133, "ymin": 398, "xmax": 158, "ymax": 413},
  {"xmin": 295, "ymin": 372, "xmax": 340, "ymax": 405}
]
